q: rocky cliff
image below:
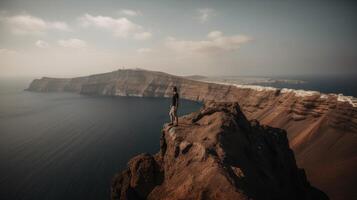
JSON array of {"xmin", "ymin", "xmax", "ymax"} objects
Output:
[
  {"xmin": 27, "ymin": 69, "xmax": 357, "ymax": 199},
  {"xmin": 111, "ymin": 102, "xmax": 328, "ymax": 200}
]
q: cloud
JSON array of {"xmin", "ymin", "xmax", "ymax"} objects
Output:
[
  {"xmin": 134, "ymin": 32, "xmax": 152, "ymax": 40},
  {"xmin": 197, "ymin": 8, "xmax": 216, "ymax": 23},
  {"xmin": 35, "ymin": 40, "xmax": 49, "ymax": 48},
  {"xmin": 3, "ymin": 14, "xmax": 71, "ymax": 35},
  {"xmin": 0, "ymin": 48, "xmax": 17, "ymax": 55},
  {"xmin": 78, "ymin": 14, "xmax": 151, "ymax": 40},
  {"xmin": 49, "ymin": 21, "xmax": 71, "ymax": 31},
  {"xmin": 207, "ymin": 30, "xmax": 223, "ymax": 39},
  {"xmin": 165, "ymin": 31, "xmax": 252, "ymax": 54},
  {"xmin": 120, "ymin": 9, "xmax": 141, "ymax": 16},
  {"xmin": 137, "ymin": 48, "xmax": 153, "ymax": 53},
  {"xmin": 58, "ymin": 38, "xmax": 87, "ymax": 48}
]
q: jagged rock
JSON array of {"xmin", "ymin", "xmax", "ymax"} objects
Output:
[
  {"xmin": 179, "ymin": 141, "xmax": 192, "ymax": 154},
  {"xmin": 111, "ymin": 153, "xmax": 163, "ymax": 200},
  {"xmin": 111, "ymin": 102, "xmax": 328, "ymax": 200}
]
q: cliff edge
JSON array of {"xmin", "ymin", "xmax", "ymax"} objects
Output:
[{"xmin": 111, "ymin": 102, "xmax": 328, "ymax": 200}]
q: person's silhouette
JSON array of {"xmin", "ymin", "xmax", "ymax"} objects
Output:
[{"xmin": 169, "ymin": 86, "xmax": 179, "ymax": 126}]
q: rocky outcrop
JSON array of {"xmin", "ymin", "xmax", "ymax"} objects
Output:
[
  {"xmin": 111, "ymin": 102, "xmax": 328, "ymax": 200},
  {"xmin": 27, "ymin": 69, "xmax": 357, "ymax": 199}
]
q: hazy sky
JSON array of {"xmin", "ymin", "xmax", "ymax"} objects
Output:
[{"xmin": 0, "ymin": 0, "xmax": 356, "ymax": 78}]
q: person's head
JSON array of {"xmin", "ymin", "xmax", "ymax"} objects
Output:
[{"xmin": 172, "ymin": 86, "xmax": 177, "ymax": 93}]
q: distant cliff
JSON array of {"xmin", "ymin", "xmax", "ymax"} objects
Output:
[
  {"xmin": 111, "ymin": 102, "xmax": 328, "ymax": 200},
  {"xmin": 27, "ymin": 69, "xmax": 357, "ymax": 199}
]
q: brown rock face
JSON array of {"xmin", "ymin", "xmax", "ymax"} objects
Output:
[
  {"xmin": 111, "ymin": 102, "xmax": 328, "ymax": 200},
  {"xmin": 27, "ymin": 69, "xmax": 357, "ymax": 199}
]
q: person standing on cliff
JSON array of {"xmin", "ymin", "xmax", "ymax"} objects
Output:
[{"xmin": 169, "ymin": 86, "xmax": 179, "ymax": 126}]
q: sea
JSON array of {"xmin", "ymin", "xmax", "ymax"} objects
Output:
[
  {"xmin": 0, "ymin": 78, "xmax": 202, "ymax": 200},
  {"xmin": 0, "ymin": 75, "xmax": 355, "ymax": 200},
  {"xmin": 253, "ymin": 75, "xmax": 357, "ymax": 97}
]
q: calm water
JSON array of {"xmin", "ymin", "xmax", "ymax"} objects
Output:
[
  {"xmin": 0, "ymin": 79, "xmax": 202, "ymax": 200},
  {"xmin": 253, "ymin": 75, "xmax": 357, "ymax": 97}
]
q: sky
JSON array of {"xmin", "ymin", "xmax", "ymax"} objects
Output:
[{"xmin": 0, "ymin": 0, "xmax": 356, "ymax": 78}]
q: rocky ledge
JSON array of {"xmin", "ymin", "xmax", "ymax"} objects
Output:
[{"xmin": 111, "ymin": 102, "xmax": 328, "ymax": 200}]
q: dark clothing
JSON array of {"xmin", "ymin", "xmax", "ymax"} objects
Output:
[{"xmin": 172, "ymin": 92, "xmax": 179, "ymax": 107}]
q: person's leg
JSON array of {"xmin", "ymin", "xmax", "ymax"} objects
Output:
[
  {"xmin": 174, "ymin": 107, "xmax": 178, "ymax": 126},
  {"xmin": 175, "ymin": 115, "xmax": 178, "ymax": 125},
  {"xmin": 169, "ymin": 106, "xmax": 174, "ymax": 125}
]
